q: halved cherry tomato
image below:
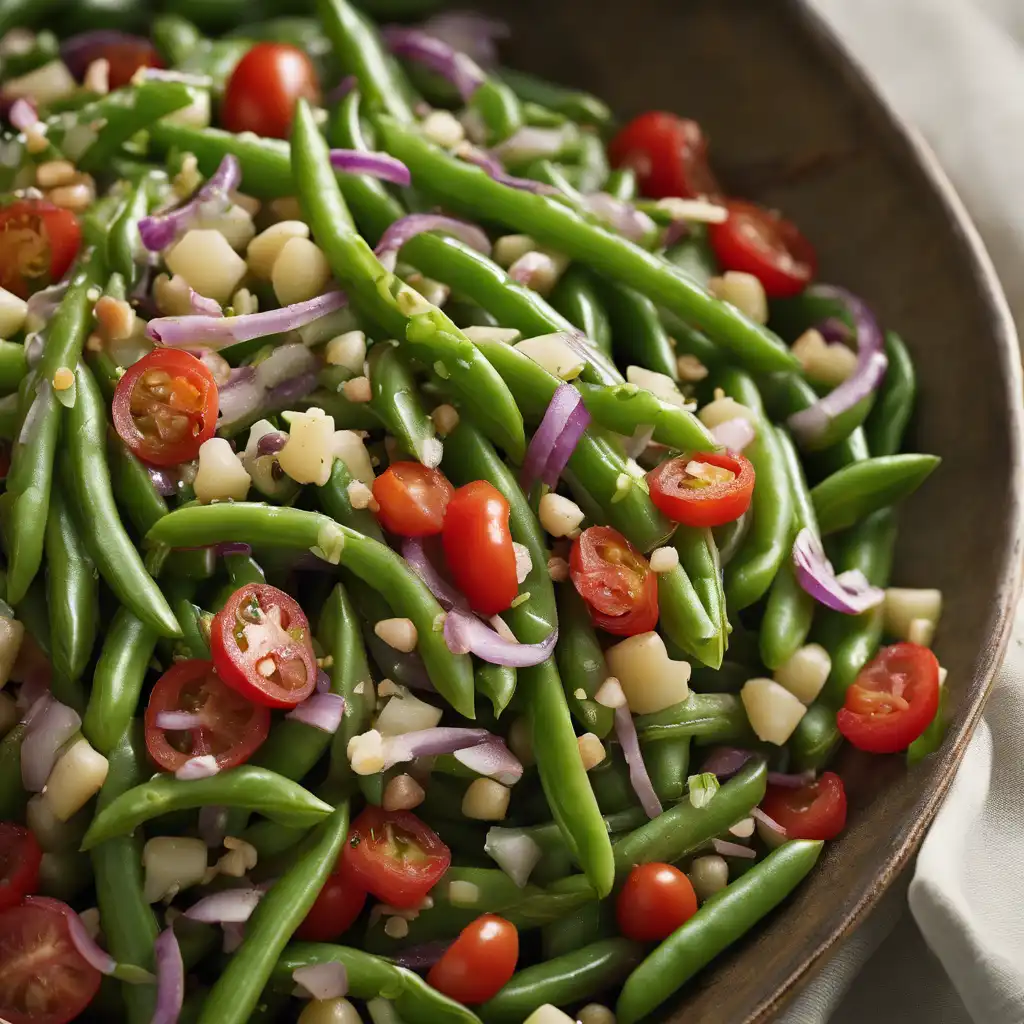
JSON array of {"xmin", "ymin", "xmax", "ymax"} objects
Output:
[
  {"xmin": 616, "ymin": 862, "xmax": 698, "ymax": 942},
  {"xmin": 427, "ymin": 914, "xmax": 519, "ymax": 1005},
  {"xmin": 111, "ymin": 349, "xmax": 218, "ymax": 467},
  {"xmin": 836, "ymin": 643, "xmax": 940, "ymax": 754},
  {"xmin": 442, "ymin": 480, "xmax": 518, "ymax": 616},
  {"xmin": 373, "ymin": 462, "xmax": 454, "ymax": 537},
  {"xmin": 221, "ymin": 42, "xmax": 320, "ymax": 139},
  {"xmin": 342, "ymin": 806, "xmax": 451, "ymax": 910},
  {"xmin": 708, "ymin": 200, "xmax": 817, "ymax": 299},
  {"xmin": 647, "ymin": 451, "xmax": 755, "ymax": 528},
  {"xmin": 0, "ymin": 200, "xmax": 81, "ymax": 299},
  {"xmin": 608, "ymin": 111, "xmax": 722, "ymax": 200},
  {"xmin": 761, "ymin": 771, "xmax": 847, "ymax": 841},
  {"xmin": 0, "ymin": 896, "xmax": 102, "ymax": 1024},
  {"xmin": 64, "ymin": 35, "xmax": 164, "ymax": 90},
  {"xmin": 0, "ymin": 824, "xmax": 41, "ymax": 912},
  {"xmin": 569, "ymin": 526, "xmax": 658, "ymax": 636},
  {"xmin": 296, "ymin": 864, "xmax": 367, "ymax": 942},
  {"xmin": 144, "ymin": 659, "xmax": 270, "ymax": 773},
  {"xmin": 210, "ymin": 584, "xmax": 318, "ymax": 708}
]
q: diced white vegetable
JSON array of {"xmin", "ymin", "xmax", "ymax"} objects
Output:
[
  {"xmin": 756, "ymin": 814, "xmax": 789, "ymax": 850},
  {"xmin": 421, "ymin": 109, "xmax": 464, "ymax": 148},
  {"xmin": 604, "ymin": 632, "xmax": 691, "ymax": 715},
  {"xmin": 375, "ymin": 692, "xmax": 442, "ymax": 736},
  {"xmin": 348, "ymin": 730, "xmax": 385, "ymax": 775},
  {"xmin": 272, "ymin": 237, "xmax": 332, "ymax": 306},
  {"xmin": 241, "ymin": 420, "xmax": 279, "ymax": 467},
  {"xmin": 699, "ymin": 395, "xmax": 758, "ymax": 430},
  {"xmin": 594, "ymin": 677, "xmax": 626, "ymax": 709},
  {"xmin": 166, "ymin": 229, "xmax": 247, "ymax": 304},
  {"xmin": 163, "ymin": 88, "xmax": 211, "ymax": 129},
  {"xmin": 382, "ymin": 774, "xmax": 425, "ymax": 812},
  {"xmin": 708, "ymin": 272, "xmax": 768, "ymax": 324},
  {"xmin": 4, "ymin": 60, "xmax": 76, "ymax": 104},
  {"xmin": 773, "ymin": 643, "xmax": 831, "ymax": 705},
  {"xmin": 524, "ymin": 1006, "xmax": 576, "ymax": 1024},
  {"xmin": 538, "ymin": 493, "xmax": 584, "ymax": 538},
  {"xmin": 791, "ymin": 328, "xmax": 857, "ymax": 388},
  {"xmin": 515, "ymin": 334, "xmax": 585, "ymax": 380},
  {"xmin": 196, "ymin": 203, "xmax": 255, "ymax": 252},
  {"xmin": 448, "ymin": 880, "xmax": 480, "ymax": 906},
  {"xmin": 341, "ymin": 376, "xmax": 372, "ymax": 403},
  {"xmin": 656, "ymin": 197, "xmax": 728, "ymax": 223},
  {"xmin": 677, "ymin": 354, "xmax": 709, "ymax": 382},
  {"xmin": 431, "ymin": 404, "xmax": 460, "ymax": 436},
  {"xmin": 216, "ymin": 836, "xmax": 258, "ymax": 878},
  {"xmin": 688, "ymin": 855, "xmax": 729, "ymax": 901},
  {"xmin": 194, "ymin": 438, "xmax": 251, "ymax": 504},
  {"xmin": 383, "ymin": 915, "xmax": 409, "ymax": 938},
  {"xmin": 462, "ymin": 778, "xmax": 510, "ymax": 821},
  {"xmin": 247, "ymin": 221, "xmax": 310, "ymax": 279},
  {"xmin": 883, "ymin": 588, "xmax": 943, "ymax": 643},
  {"xmin": 0, "ymin": 616, "xmax": 25, "ymax": 688},
  {"xmin": 325, "ymin": 331, "xmax": 367, "ymax": 373},
  {"xmin": 79, "ymin": 906, "xmax": 101, "ymax": 940},
  {"xmin": 0, "ymin": 287, "xmax": 27, "ymax": 338},
  {"xmin": 41, "ymin": 738, "xmax": 108, "ymax": 821},
  {"xmin": 493, "ymin": 234, "xmax": 536, "ymax": 268},
  {"xmin": 278, "ymin": 408, "xmax": 336, "ymax": 487},
  {"xmin": 741, "ymin": 678, "xmax": 807, "ymax": 745},
  {"xmin": 577, "ymin": 733, "xmax": 606, "ymax": 770},
  {"xmin": 625, "ymin": 366, "xmax": 687, "ymax": 408},
  {"xmin": 729, "ymin": 817, "xmax": 755, "ymax": 838},
  {"xmin": 462, "ymin": 326, "xmax": 521, "ymax": 345},
  {"xmin": 649, "ymin": 546, "xmax": 679, "ymax": 574},
  {"xmin": 333, "ymin": 430, "xmax": 375, "ymax": 488},
  {"xmin": 297, "ymin": 998, "xmax": 363, "ymax": 1024},
  {"xmin": 484, "ymin": 827, "xmax": 542, "ymax": 888},
  {"xmin": 142, "ymin": 836, "xmax": 209, "ymax": 903},
  {"xmin": 374, "ymin": 618, "xmax": 418, "ymax": 653}
]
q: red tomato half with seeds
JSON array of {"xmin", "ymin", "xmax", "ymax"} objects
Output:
[
  {"xmin": 617, "ymin": 862, "xmax": 698, "ymax": 941},
  {"xmin": 0, "ymin": 200, "xmax": 80, "ymax": 299},
  {"xmin": 427, "ymin": 914, "xmax": 519, "ymax": 1005},
  {"xmin": 836, "ymin": 643, "xmax": 941, "ymax": 754},
  {"xmin": 112, "ymin": 349, "xmax": 218, "ymax": 467},
  {"xmin": 569, "ymin": 526, "xmax": 658, "ymax": 636},
  {"xmin": 342, "ymin": 806, "xmax": 451, "ymax": 910},
  {"xmin": 372, "ymin": 462, "xmax": 454, "ymax": 537},
  {"xmin": 145, "ymin": 659, "xmax": 270, "ymax": 773},
  {"xmin": 708, "ymin": 200, "xmax": 817, "ymax": 299},
  {"xmin": 761, "ymin": 771, "xmax": 848, "ymax": 841},
  {"xmin": 221, "ymin": 42, "xmax": 320, "ymax": 139},
  {"xmin": 647, "ymin": 451, "xmax": 755, "ymax": 528},
  {"xmin": 210, "ymin": 584, "xmax": 318, "ymax": 708},
  {"xmin": 0, "ymin": 824, "xmax": 41, "ymax": 912}
]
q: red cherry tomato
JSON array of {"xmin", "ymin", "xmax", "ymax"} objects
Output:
[
  {"xmin": 708, "ymin": 200, "xmax": 817, "ymax": 299},
  {"xmin": 0, "ymin": 896, "xmax": 102, "ymax": 1024},
  {"xmin": 0, "ymin": 824, "xmax": 41, "ymax": 912},
  {"xmin": 761, "ymin": 771, "xmax": 848, "ymax": 841},
  {"xmin": 342, "ymin": 806, "xmax": 451, "ymax": 910},
  {"xmin": 144, "ymin": 659, "xmax": 270, "ymax": 773},
  {"xmin": 836, "ymin": 643, "xmax": 941, "ymax": 754},
  {"xmin": 210, "ymin": 584, "xmax": 318, "ymax": 708},
  {"xmin": 221, "ymin": 42, "xmax": 320, "ymax": 139},
  {"xmin": 569, "ymin": 526, "xmax": 658, "ymax": 636},
  {"xmin": 608, "ymin": 111, "xmax": 722, "ymax": 200},
  {"xmin": 426, "ymin": 914, "xmax": 519, "ymax": 1005},
  {"xmin": 296, "ymin": 865, "xmax": 367, "ymax": 942},
  {"xmin": 647, "ymin": 451, "xmax": 755, "ymax": 528},
  {"xmin": 616, "ymin": 862, "xmax": 698, "ymax": 942},
  {"xmin": 0, "ymin": 199, "xmax": 81, "ymax": 299},
  {"xmin": 441, "ymin": 480, "xmax": 518, "ymax": 616},
  {"xmin": 111, "ymin": 349, "xmax": 218, "ymax": 467},
  {"xmin": 372, "ymin": 462, "xmax": 454, "ymax": 537},
  {"xmin": 65, "ymin": 36, "xmax": 164, "ymax": 90}
]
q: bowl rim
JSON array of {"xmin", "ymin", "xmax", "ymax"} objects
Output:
[{"xmin": 748, "ymin": 2, "xmax": 1024, "ymax": 1019}]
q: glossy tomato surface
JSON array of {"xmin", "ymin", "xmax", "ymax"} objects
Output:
[
  {"xmin": 296, "ymin": 866, "xmax": 367, "ymax": 942},
  {"xmin": 647, "ymin": 451, "xmax": 755, "ymax": 528},
  {"xmin": 221, "ymin": 42, "xmax": 320, "ymax": 139},
  {"xmin": 617, "ymin": 862, "xmax": 698, "ymax": 941},
  {"xmin": 0, "ymin": 824, "xmax": 41, "ymax": 912},
  {"xmin": 427, "ymin": 914, "xmax": 519, "ymax": 1005},
  {"xmin": 761, "ymin": 771, "xmax": 848, "ymax": 841},
  {"xmin": 0, "ymin": 200, "xmax": 81, "ymax": 299},
  {"xmin": 373, "ymin": 462, "xmax": 454, "ymax": 537}
]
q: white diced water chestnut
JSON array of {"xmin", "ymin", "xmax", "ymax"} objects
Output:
[
  {"xmin": 625, "ymin": 365, "xmax": 687, "ymax": 408},
  {"xmin": 166, "ymin": 229, "xmax": 247, "ymax": 304},
  {"xmin": 196, "ymin": 203, "xmax": 256, "ymax": 253},
  {"xmin": 688, "ymin": 854, "xmax": 729, "ymax": 902},
  {"xmin": 699, "ymin": 394, "xmax": 758, "ymax": 430},
  {"xmin": 193, "ymin": 438, "xmax": 251, "ymax": 504},
  {"xmin": 741, "ymin": 678, "xmax": 807, "ymax": 745},
  {"xmin": 523, "ymin": 1006, "xmax": 576, "ymax": 1024},
  {"xmin": 142, "ymin": 836, "xmax": 209, "ymax": 903},
  {"xmin": 297, "ymin": 998, "xmax": 364, "ymax": 1024},
  {"xmin": 277, "ymin": 408, "xmax": 337, "ymax": 487},
  {"xmin": 325, "ymin": 330, "xmax": 367, "ymax": 374},
  {"xmin": 708, "ymin": 271, "xmax": 768, "ymax": 324},
  {"xmin": 514, "ymin": 334, "xmax": 586, "ymax": 380},
  {"xmin": 462, "ymin": 778, "xmax": 510, "ymax": 821},
  {"xmin": 272, "ymin": 237, "xmax": 332, "ymax": 306},
  {"xmin": 41, "ymin": 738, "xmax": 108, "ymax": 821},
  {"xmin": 247, "ymin": 221, "xmax": 310, "ymax": 279},
  {"xmin": 448, "ymin": 880, "xmax": 480, "ymax": 906},
  {"xmin": 332, "ymin": 430, "xmax": 375, "ymax": 488},
  {"xmin": 375, "ymin": 692, "xmax": 442, "ymax": 736},
  {"xmin": 374, "ymin": 618, "xmax": 418, "ymax": 653},
  {"xmin": 604, "ymin": 632, "xmax": 691, "ymax": 714},
  {"xmin": 493, "ymin": 234, "xmax": 537, "ymax": 268},
  {"xmin": 0, "ymin": 287, "xmax": 27, "ymax": 338},
  {"xmin": 883, "ymin": 588, "xmax": 943, "ymax": 643},
  {"xmin": 791, "ymin": 328, "xmax": 857, "ymax": 388},
  {"xmin": 538, "ymin": 493, "xmax": 585, "ymax": 538},
  {"xmin": 773, "ymin": 643, "xmax": 832, "ymax": 705}
]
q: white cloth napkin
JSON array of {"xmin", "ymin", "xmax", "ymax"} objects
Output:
[{"xmin": 778, "ymin": 1, "xmax": 1024, "ymax": 1021}]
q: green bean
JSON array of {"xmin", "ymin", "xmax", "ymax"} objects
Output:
[
  {"xmin": 541, "ymin": 900, "xmax": 614, "ymax": 960},
  {"xmin": 106, "ymin": 175, "xmax": 149, "ymax": 288},
  {"xmin": 196, "ymin": 804, "xmax": 350, "ymax": 1024},
  {"xmin": 555, "ymin": 586, "xmax": 614, "ymax": 738},
  {"xmin": 575, "ymin": 129, "xmax": 610, "ymax": 194},
  {"xmin": 495, "ymin": 67, "xmax": 613, "ymax": 129},
  {"xmin": 318, "ymin": 453, "xmax": 386, "ymax": 543},
  {"xmin": 0, "ymin": 393, "xmax": 19, "ymax": 439},
  {"xmin": 616, "ymin": 840, "xmax": 824, "ymax": 1024},
  {"xmin": 152, "ymin": 13, "xmax": 203, "ymax": 64},
  {"xmin": 81, "ymin": 767, "xmax": 335, "ymax": 849},
  {"xmin": 908, "ymin": 683, "xmax": 948, "ymax": 764},
  {"xmin": 550, "ymin": 265, "xmax": 614, "ymax": 357},
  {"xmin": 865, "ymin": 331, "xmax": 916, "ymax": 457},
  {"xmin": 602, "ymin": 277, "xmax": 678, "ymax": 379},
  {"xmin": 788, "ymin": 702, "xmax": 840, "ymax": 773},
  {"xmin": 475, "ymin": 661, "xmax": 516, "ymax": 719},
  {"xmin": 646, "ymin": 736, "xmax": 691, "ymax": 804},
  {"xmin": 367, "ymin": 341, "xmax": 437, "ymax": 463},
  {"xmin": 674, "ymin": 526, "xmax": 727, "ymax": 655},
  {"xmin": 605, "ymin": 168, "xmax": 638, "ymax": 202},
  {"xmin": 0, "ymin": 724, "xmax": 27, "ymax": 821},
  {"xmin": 658, "ymin": 561, "xmax": 721, "ymax": 669},
  {"xmin": 108, "ymin": 432, "xmax": 170, "ymax": 536},
  {"xmin": 634, "ymin": 692, "xmax": 755, "ymax": 747},
  {"xmin": 166, "ymin": 588, "xmax": 211, "ymax": 661},
  {"xmin": 0, "ymin": 342, "xmax": 27, "ymax": 396},
  {"xmin": 471, "ymin": 78, "xmax": 523, "ymax": 146}
]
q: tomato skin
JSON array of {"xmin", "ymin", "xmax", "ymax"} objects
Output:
[
  {"xmin": 647, "ymin": 451, "xmax": 755, "ymax": 528},
  {"xmin": 761, "ymin": 771, "xmax": 848, "ymax": 841},
  {"xmin": 64, "ymin": 36, "xmax": 164, "ymax": 90},
  {"xmin": 342, "ymin": 807, "xmax": 451, "ymax": 910},
  {"xmin": 0, "ymin": 897, "xmax": 102, "ymax": 1024},
  {"xmin": 296, "ymin": 866, "xmax": 367, "ymax": 942},
  {"xmin": 221, "ymin": 43, "xmax": 320, "ymax": 139},
  {"xmin": 211, "ymin": 584, "xmax": 318, "ymax": 708},
  {"xmin": 0, "ymin": 200, "xmax": 81, "ymax": 299},
  {"xmin": 708, "ymin": 200, "xmax": 817, "ymax": 299},
  {"xmin": 112, "ymin": 349, "xmax": 218, "ymax": 467},
  {"xmin": 427, "ymin": 914, "xmax": 519, "ymax": 1005},
  {"xmin": 441, "ymin": 480, "xmax": 519, "ymax": 616},
  {"xmin": 144, "ymin": 659, "xmax": 270, "ymax": 773},
  {"xmin": 608, "ymin": 112, "xmax": 722, "ymax": 200},
  {"xmin": 373, "ymin": 462, "xmax": 454, "ymax": 537},
  {"xmin": 836, "ymin": 643, "xmax": 941, "ymax": 754},
  {"xmin": 616, "ymin": 863, "xmax": 698, "ymax": 942},
  {"xmin": 0, "ymin": 824, "xmax": 41, "ymax": 912},
  {"xmin": 569, "ymin": 526, "xmax": 659, "ymax": 636}
]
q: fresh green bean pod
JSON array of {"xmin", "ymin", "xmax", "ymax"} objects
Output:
[
  {"xmin": 0, "ymin": 341, "xmax": 27, "ymax": 396},
  {"xmin": 603, "ymin": 277, "xmax": 679, "ymax": 379},
  {"xmin": 108, "ymin": 432, "xmax": 170, "ymax": 537},
  {"xmin": 634, "ymin": 692, "xmax": 755, "ymax": 747},
  {"xmin": 555, "ymin": 586, "xmax": 614, "ymax": 738},
  {"xmin": 865, "ymin": 331, "xmax": 916, "ymax": 457},
  {"xmin": 318, "ymin": 452, "xmax": 386, "ymax": 544},
  {"xmin": 645, "ymin": 736, "xmax": 691, "ymax": 804},
  {"xmin": 550, "ymin": 265, "xmax": 614, "ymax": 357},
  {"xmin": 367, "ymin": 340, "xmax": 438, "ymax": 463},
  {"xmin": 475, "ymin": 661, "xmax": 517, "ymax": 719}
]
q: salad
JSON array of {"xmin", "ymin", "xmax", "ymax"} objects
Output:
[{"xmin": 0, "ymin": 2, "xmax": 945, "ymax": 1023}]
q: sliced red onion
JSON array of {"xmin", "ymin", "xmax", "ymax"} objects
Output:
[
  {"xmin": 255, "ymin": 342, "xmax": 319, "ymax": 390},
  {"xmin": 444, "ymin": 609, "xmax": 557, "ymax": 667},
  {"xmin": 148, "ymin": 291, "xmax": 347, "ymax": 349},
  {"xmin": 508, "ymin": 251, "xmax": 556, "ymax": 289},
  {"xmin": 393, "ymin": 940, "xmax": 451, "ymax": 971},
  {"xmin": 265, "ymin": 370, "xmax": 318, "ymax": 409},
  {"xmin": 751, "ymin": 805, "xmax": 789, "ymax": 838},
  {"xmin": 767, "ymin": 769, "xmax": 817, "ymax": 789},
  {"xmin": 138, "ymin": 154, "xmax": 242, "ymax": 252},
  {"xmin": 327, "ymin": 74, "xmax": 357, "ymax": 103},
  {"xmin": 9, "ymin": 97, "xmax": 36, "ymax": 131},
  {"xmin": 154, "ymin": 711, "xmax": 203, "ymax": 731},
  {"xmin": 222, "ymin": 921, "xmax": 246, "ymax": 953},
  {"xmin": 152, "ymin": 926, "xmax": 184, "ymax": 1024},
  {"xmin": 582, "ymin": 193, "xmax": 657, "ymax": 244},
  {"xmin": 22, "ymin": 698, "xmax": 81, "ymax": 792},
  {"xmin": 492, "ymin": 125, "xmax": 573, "ymax": 164},
  {"xmin": 57, "ymin": 900, "xmax": 116, "ymax": 975},
  {"xmin": 382, "ymin": 26, "xmax": 486, "ymax": 102},
  {"xmin": 189, "ymin": 291, "xmax": 222, "ymax": 318},
  {"xmin": 375, "ymin": 214, "xmax": 490, "ymax": 274},
  {"xmin": 382, "ymin": 726, "xmax": 491, "ymax": 769},
  {"xmin": 817, "ymin": 317, "xmax": 853, "ymax": 345},
  {"xmin": 218, "ymin": 366, "xmax": 263, "ymax": 427},
  {"xmin": 148, "ymin": 468, "xmax": 179, "ymax": 497},
  {"xmin": 418, "ymin": 11, "xmax": 509, "ymax": 67},
  {"xmin": 710, "ymin": 417, "xmax": 755, "ymax": 452},
  {"xmin": 293, "ymin": 962, "xmax": 349, "ymax": 1001},
  {"xmin": 215, "ymin": 542, "xmax": 252, "ymax": 557},
  {"xmin": 175, "ymin": 755, "xmax": 220, "ymax": 780},
  {"xmin": 484, "ymin": 827, "xmax": 541, "ymax": 887},
  {"xmin": 59, "ymin": 30, "xmax": 147, "ymax": 79},
  {"xmin": 256, "ymin": 431, "xmax": 288, "ymax": 456},
  {"xmin": 401, "ymin": 538, "xmax": 469, "ymax": 612},
  {"xmin": 453, "ymin": 736, "xmax": 523, "ymax": 785},
  {"xmin": 330, "ymin": 149, "xmax": 410, "ymax": 187},
  {"xmin": 286, "ymin": 692, "xmax": 345, "ymax": 733},
  {"xmin": 700, "ymin": 747, "xmax": 755, "ymax": 780},
  {"xmin": 711, "ymin": 838, "xmax": 757, "ymax": 859},
  {"xmin": 198, "ymin": 805, "xmax": 229, "ymax": 848},
  {"xmin": 614, "ymin": 704, "xmax": 662, "ymax": 820},
  {"xmin": 456, "ymin": 144, "xmax": 560, "ymax": 195},
  {"xmin": 185, "ymin": 888, "xmax": 263, "ymax": 924},
  {"xmin": 787, "ymin": 285, "xmax": 888, "ymax": 447},
  {"xmin": 792, "ymin": 527, "xmax": 884, "ymax": 614},
  {"xmin": 316, "ymin": 668, "xmax": 331, "ymax": 694},
  {"xmin": 521, "ymin": 382, "xmax": 591, "ymax": 491}
]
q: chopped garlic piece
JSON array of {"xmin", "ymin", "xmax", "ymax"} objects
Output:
[
  {"xmin": 431, "ymin": 403, "xmax": 460, "ymax": 436},
  {"xmin": 375, "ymin": 618, "xmax": 418, "ymax": 653},
  {"xmin": 626, "ymin": 365, "xmax": 687, "ymax": 408},
  {"xmin": 699, "ymin": 395, "xmax": 758, "ymax": 430},
  {"xmin": 247, "ymin": 220, "xmax": 310, "ymax": 279},
  {"xmin": 462, "ymin": 778, "xmax": 510, "ymax": 821},
  {"xmin": 791, "ymin": 328, "xmax": 857, "ymax": 388},
  {"xmin": 515, "ymin": 333, "xmax": 585, "ymax": 380},
  {"xmin": 166, "ymin": 229, "xmax": 247, "ymax": 304},
  {"xmin": 347, "ymin": 480, "xmax": 375, "ymax": 510},
  {"xmin": 594, "ymin": 677, "xmax": 627, "ymax": 709},
  {"xmin": 649, "ymin": 546, "xmax": 679, "ymax": 573},
  {"xmin": 708, "ymin": 271, "xmax": 768, "ymax": 324},
  {"xmin": 325, "ymin": 330, "xmax": 367, "ymax": 373},
  {"xmin": 539, "ymin": 493, "xmax": 585, "ymax": 537},
  {"xmin": 342, "ymin": 376, "xmax": 372, "ymax": 403},
  {"xmin": 348, "ymin": 730, "xmax": 385, "ymax": 775},
  {"xmin": 462, "ymin": 325, "xmax": 521, "ymax": 345},
  {"xmin": 421, "ymin": 109, "xmax": 465, "ymax": 148},
  {"xmin": 577, "ymin": 733, "xmax": 606, "ymax": 770}
]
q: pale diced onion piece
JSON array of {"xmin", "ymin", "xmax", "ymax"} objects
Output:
[
  {"xmin": 524, "ymin": 1006, "xmax": 576, "ymax": 1024},
  {"xmin": 773, "ymin": 643, "xmax": 831, "ymax": 705},
  {"xmin": 431, "ymin": 404, "xmax": 460, "ymax": 436},
  {"xmin": 462, "ymin": 326, "xmax": 521, "ymax": 345},
  {"xmin": 0, "ymin": 616, "xmax": 25, "ymax": 688},
  {"xmin": 649, "ymin": 546, "xmax": 679, "ymax": 574},
  {"xmin": 0, "ymin": 287, "xmax": 27, "ymax": 338},
  {"xmin": 908, "ymin": 618, "xmax": 936, "ymax": 647},
  {"xmin": 421, "ymin": 110, "xmax": 464, "ymax": 148},
  {"xmin": 741, "ymin": 678, "xmax": 807, "ymax": 745},
  {"xmin": 462, "ymin": 778, "xmax": 510, "ymax": 821},
  {"xmin": 333, "ymin": 430, "xmax": 375, "ymax": 488},
  {"xmin": 708, "ymin": 271, "xmax": 768, "ymax": 324},
  {"xmin": 278, "ymin": 408, "xmax": 336, "ymax": 487},
  {"xmin": 3, "ymin": 60, "xmax": 76, "ymax": 104},
  {"xmin": 757, "ymin": 815, "xmax": 789, "ymax": 850},
  {"xmin": 493, "ymin": 234, "xmax": 536, "ymax": 268},
  {"xmin": 375, "ymin": 693, "xmax": 442, "ymax": 736},
  {"xmin": 297, "ymin": 997, "xmax": 363, "ymax": 1024},
  {"xmin": 142, "ymin": 836, "xmax": 209, "ymax": 903},
  {"xmin": 325, "ymin": 331, "xmax": 367, "ymax": 373},
  {"xmin": 166, "ymin": 229, "xmax": 247, "ymax": 304},
  {"xmin": 688, "ymin": 855, "xmax": 729, "ymax": 902},
  {"xmin": 515, "ymin": 333, "xmax": 585, "ymax": 380},
  {"xmin": 655, "ymin": 197, "xmax": 728, "ymax": 223},
  {"xmin": 699, "ymin": 395, "xmax": 758, "ymax": 430},
  {"xmin": 194, "ymin": 438, "xmax": 251, "ymax": 504},
  {"xmin": 791, "ymin": 328, "xmax": 857, "ymax": 388},
  {"xmin": 538, "ymin": 493, "xmax": 584, "ymax": 538},
  {"xmin": 626, "ymin": 365, "xmax": 686, "ymax": 408},
  {"xmin": 272, "ymin": 237, "xmax": 332, "ymax": 306},
  {"xmin": 577, "ymin": 733, "xmax": 606, "ymax": 771},
  {"xmin": 41, "ymin": 738, "xmax": 108, "ymax": 821},
  {"xmin": 247, "ymin": 221, "xmax": 310, "ymax": 280},
  {"xmin": 196, "ymin": 203, "xmax": 255, "ymax": 253},
  {"xmin": 216, "ymin": 836, "xmax": 258, "ymax": 878},
  {"xmin": 348, "ymin": 730, "xmax": 385, "ymax": 775},
  {"xmin": 164, "ymin": 89, "xmax": 211, "ymax": 129},
  {"xmin": 883, "ymin": 588, "xmax": 943, "ymax": 643},
  {"xmin": 448, "ymin": 880, "xmax": 480, "ymax": 906},
  {"xmin": 605, "ymin": 632, "xmax": 690, "ymax": 715}
]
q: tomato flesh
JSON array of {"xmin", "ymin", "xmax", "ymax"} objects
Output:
[
  {"xmin": 221, "ymin": 42, "xmax": 320, "ymax": 139},
  {"xmin": 836, "ymin": 643, "xmax": 941, "ymax": 754},
  {"xmin": 647, "ymin": 451, "xmax": 755, "ymax": 528},
  {"xmin": 608, "ymin": 111, "xmax": 722, "ymax": 200},
  {"xmin": 441, "ymin": 480, "xmax": 519, "ymax": 616},
  {"xmin": 761, "ymin": 771, "xmax": 848, "ymax": 841},
  {"xmin": 0, "ymin": 897, "xmax": 101, "ymax": 1024},
  {"xmin": 569, "ymin": 526, "xmax": 658, "ymax": 636},
  {"xmin": 0, "ymin": 824, "xmax": 41, "ymax": 912},
  {"xmin": 373, "ymin": 462, "xmax": 454, "ymax": 537},
  {"xmin": 296, "ymin": 865, "xmax": 367, "ymax": 942},
  {"xmin": 0, "ymin": 200, "xmax": 81, "ymax": 299},
  {"xmin": 144, "ymin": 659, "xmax": 270, "ymax": 773},
  {"xmin": 708, "ymin": 200, "xmax": 817, "ymax": 299},
  {"xmin": 342, "ymin": 807, "xmax": 451, "ymax": 910},
  {"xmin": 112, "ymin": 349, "xmax": 218, "ymax": 467},
  {"xmin": 427, "ymin": 914, "xmax": 519, "ymax": 1005},
  {"xmin": 211, "ymin": 584, "xmax": 317, "ymax": 708},
  {"xmin": 617, "ymin": 862, "xmax": 698, "ymax": 942}
]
